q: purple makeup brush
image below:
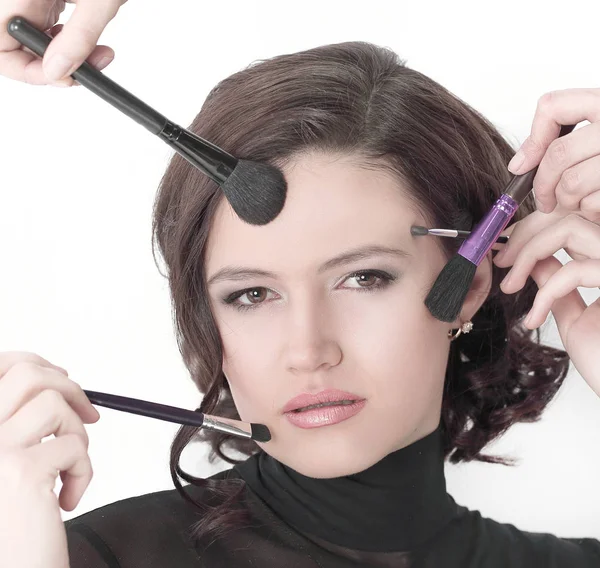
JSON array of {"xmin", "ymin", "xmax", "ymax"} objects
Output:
[{"xmin": 424, "ymin": 123, "xmax": 577, "ymax": 323}]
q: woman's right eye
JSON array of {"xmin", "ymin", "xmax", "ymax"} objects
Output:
[{"xmin": 222, "ymin": 287, "xmax": 278, "ymax": 311}]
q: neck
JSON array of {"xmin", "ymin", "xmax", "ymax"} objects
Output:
[{"xmin": 234, "ymin": 422, "xmax": 459, "ymax": 552}]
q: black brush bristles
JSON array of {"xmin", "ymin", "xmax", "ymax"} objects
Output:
[
  {"xmin": 222, "ymin": 159, "xmax": 288, "ymax": 225},
  {"xmin": 424, "ymin": 254, "xmax": 477, "ymax": 323},
  {"xmin": 410, "ymin": 225, "xmax": 430, "ymax": 236},
  {"xmin": 251, "ymin": 423, "xmax": 272, "ymax": 443}
]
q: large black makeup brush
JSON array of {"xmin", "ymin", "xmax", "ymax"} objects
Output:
[
  {"xmin": 424, "ymin": 123, "xmax": 577, "ymax": 323},
  {"xmin": 7, "ymin": 16, "xmax": 286, "ymax": 226}
]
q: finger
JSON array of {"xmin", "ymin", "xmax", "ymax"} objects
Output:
[
  {"xmin": 0, "ymin": 352, "xmax": 68, "ymax": 379},
  {"xmin": 0, "ymin": 42, "xmax": 113, "ymax": 86},
  {"xmin": 0, "ymin": 389, "xmax": 89, "ymax": 450},
  {"xmin": 42, "ymin": 0, "xmax": 122, "ymax": 81},
  {"xmin": 30, "ymin": 434, "xmax": 93, "ymax": 511},
  {"xmin": 507, "ymin": 88, "xmax": 600, "ymax": 176},
  {"xmin": 532, "ymin": 122, "xmax": 600, "ymax": 213},
  {"xmin": 524, "ymin": 258, "xmax": 596, "ymax": 339},
  {"xmin": 0, "ymin": 362, "xmax": 99, "ymax": 424},
  {"xmin": 493, "ymin": 210, "xmax": 563, "ymax": 268},
  {"xmin": 551, "ymin": 155, "xmax": 600, "ymax": 215},
  {"xmin": 580, "ymin": 189, "xmax": 600, "ymax": 222},
  {"xmin": 498, "ymin": 214, "xmax": 600, "ymax": 293}
]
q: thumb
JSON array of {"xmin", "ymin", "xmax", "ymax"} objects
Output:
[
  {"xmin": 42, "ymin": 0, "xmax": 120, "ymax": 81},
  {"xmin": 507, "ymin": 134, "xmax": 547, "ymax": 176}
]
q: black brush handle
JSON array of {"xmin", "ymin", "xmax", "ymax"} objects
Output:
[
  {"xmin": 7, "ymin": 16, "xmax": 167, "ymax": 134},
  {"xmin": 6, "ymin": 16, "xmax": 238, "ymax": 183},
  {"xmin": 83, "ymin": 389, "xmax": 205, "ymax": 428},
  {"xmin": 504, "ymin": 123, "xmax": 577, "ymax": 204}
]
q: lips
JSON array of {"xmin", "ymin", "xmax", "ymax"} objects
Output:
[{"xmin": 282, "ymin": 389, "xmax": 364, "ymax": 414}]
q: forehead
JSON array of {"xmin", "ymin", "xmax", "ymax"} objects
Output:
[{"xmin": 205, "ymin": 154, "xmax": 423, "ymax": 272}]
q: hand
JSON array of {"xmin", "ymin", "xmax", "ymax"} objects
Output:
[
  {"xmin": 506, "ymin": 88, "xmax": 600, "ymax": 221},
  {"xmin": 493, "ymin": 218, "xmax": 600, "ymax": 397},
  {"xmin": 0, "ymin": 0, "xmax": 128, "ymax": 87},
  {"xmin": 493, "ymin": 88, "xmax": 600, "ymax": 397},
  {"xmin": 0, "ymin": 351, "xmax": 100, "ymax": 568}
]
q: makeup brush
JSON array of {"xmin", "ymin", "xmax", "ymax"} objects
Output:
[
  {"xmin": 410, "ymin": 226, "xmax": 509, "ymax": 243},
  {"xmin": 424, "ymin": 123, "xmax": 577, "ymax": 323},
  {"xmin": 83, "ymin": 389, "xmax": 271, "ymax": 443},
  {"xmin": 7, "ymin": 16, "xmax": 286, "ymax": 226}
]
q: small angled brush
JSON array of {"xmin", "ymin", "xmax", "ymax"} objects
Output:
[
  {"xmin": 410, "ymin": 226, "xmax": 509, "ymax": 243},
  {"xmin": 83, "ymin": 389, "xmax": 271, "ymax": 443},
  {"xmin": 424, "ymin": 123, "xmax": 577, "ymax": 323},
  {"xmin": 8, "ymin": 16, "xmax": 286, "ymax": 226}
]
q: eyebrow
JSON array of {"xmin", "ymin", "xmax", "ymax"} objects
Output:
[{"xmin": 206, "ymin": 244, "xmax": 411, "ymax": 287}]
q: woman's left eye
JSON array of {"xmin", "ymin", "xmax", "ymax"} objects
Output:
[
  {"xmin": 221, "ymin": 269, "xmax": 396, "ymax": 312},
  {"xmin": 341, "ymin": 270, "xmax": 395, "ymax": 290}
]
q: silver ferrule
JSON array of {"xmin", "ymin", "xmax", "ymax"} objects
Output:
[
  {"xmin": 202, "ymin": 415, "xmax": 252, "ymax": 439},
  {"xmin": 428, "ymin": 228, "xmax": 459, "ymax": 237}
]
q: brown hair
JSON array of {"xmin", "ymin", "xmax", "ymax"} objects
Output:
[{"xmin": 150, "ymin": 41, "xmax": 570, "ymax": 542}]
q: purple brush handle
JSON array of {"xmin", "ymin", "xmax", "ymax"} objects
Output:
[
  {"xmin": 458, "ymin": 194, "xmax": 517, "ymax": 265},
  {"xmin": 459, "ymin": 123, "xmax": 577, "ymax": 266}
]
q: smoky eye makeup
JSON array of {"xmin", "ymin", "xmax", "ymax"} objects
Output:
[{"xmin": 218, "ymin": 268, "xmax": 400, "ymax": 313}]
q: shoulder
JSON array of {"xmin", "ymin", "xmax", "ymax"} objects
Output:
[
  {"xmin": 65, "ymin": 467, "xmax": 238, "ymax": 568},
  {"xmin": 439, "ymin": 503, "xmax": 600, "ymax": 567}
]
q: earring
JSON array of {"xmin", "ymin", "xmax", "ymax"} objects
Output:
[{"xmin": 448, "ymin": 320, "xmax": 473, "ymax": 341}]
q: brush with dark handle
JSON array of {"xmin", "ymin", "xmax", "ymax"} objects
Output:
[
  {"xmin": 83, "ymin": 389, "xmax": 271, "ymax": 443},
  {"xmin": 7, "ymin": 16, "xmax": 238, "ymax": 184},
  {"xmin": 504, "ymin": 124, "xmax": 577, "ymax": 204},
  {"xmin": 7, "ymin": 15, "xmax": 287, "ymax": 226}
]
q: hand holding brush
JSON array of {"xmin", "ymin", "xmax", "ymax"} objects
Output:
[
  {"xmin": 6, "ymin": 16, "xmax": 287, "ymax": 226},
  {"xmin": 0, "ymin": 350, "xmax": 270, "ymax": 568},
  {"xmin": 424, "ymin": 122, "xmax": 577, "ymax": 323}
]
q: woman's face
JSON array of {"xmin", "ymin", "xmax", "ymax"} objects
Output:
[{"xmin": 205, "ymin": 152, "xmax": 491, "ymax": 478}]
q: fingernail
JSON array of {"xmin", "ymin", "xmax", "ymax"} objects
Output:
[
  {"xmin": 507, "ymin": 149, "xmax": 526, "ymax": 174},
  {"xmin": 44, "ymin": 54, "xmax": 74, "ymax": 81},
  {"xmin": 96, "ymin": 56, "xmax": 113, "ymax": 71}
]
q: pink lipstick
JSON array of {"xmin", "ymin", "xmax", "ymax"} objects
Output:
[{"xmin": 283, "ymin": 389, "xmax": 366, "ymax": 429}]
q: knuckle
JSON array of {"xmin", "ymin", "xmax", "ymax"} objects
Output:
[
  {"xmin": 548, "ymin": 139, "xmax": 570, "ymax": 169},
  {"xmin": 560, "ymin": 168, "xmax": 580, "ymax": 194},
  {"xmin": 522, "ymin": 135, "xmax": 544, "ymax": 156},
  {"xmin": 39, "ymin": 388, "xmax": 66, "ymax": 411},
  {"xmin": 564, "ymin": 213, "xmax": 585, "ymax": 237},
  {"xmin": 537, "ymin": 91, "xmax": 556, "ymax": 113},
  {"xmin": 68, "ymin": 432, "xmax": 88, "ymax": 454},
  {"xmin": 70, "ymin": 23, "xmax": 101, "ymax": 48},
  {"xmin": 5, "ymin": 361, "xmax": 42, "ymax": 391}
]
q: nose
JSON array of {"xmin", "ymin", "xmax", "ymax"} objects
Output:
[{"xmin": 284, "ymin": 293, "xmax": 342, "ymax": 374}]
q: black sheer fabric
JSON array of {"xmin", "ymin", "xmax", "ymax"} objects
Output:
[{"xmin": 65, "ymin": 425, "xmax": 600, "ymax": 567}]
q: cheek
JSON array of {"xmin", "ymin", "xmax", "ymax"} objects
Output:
[{"xmin": 219, "ymin": 317, "xmax": 281, "ymax": 422}]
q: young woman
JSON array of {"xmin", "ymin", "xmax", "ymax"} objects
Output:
[{"xmin": 1, "ymin": 5, "xmax": 600, "ymax": 568}]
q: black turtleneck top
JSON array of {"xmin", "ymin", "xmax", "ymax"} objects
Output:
[{"xmin": 64, "ymin": 425, "xmax": 600, "ymax": 567}]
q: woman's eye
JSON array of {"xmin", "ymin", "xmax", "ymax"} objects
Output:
[
  {"xmin": 342, "ymin": 270, "xmax": 389, "ymax": 289},
  {"xmin": 223, "ymin": 287, "xmax": 277, "ymax": 311},
  {"xmin": 221, "ymin": 270, "xmax": 396, "ymax": 312}
]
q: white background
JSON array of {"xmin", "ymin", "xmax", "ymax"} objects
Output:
[{"xmin": 1, "ymin": 0, "xmax": 600, "ymax": 539}]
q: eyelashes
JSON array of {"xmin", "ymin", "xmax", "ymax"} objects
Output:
[{"xmin": 220, "ymin": 269, "xmax": 398, "ymax": 313}]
